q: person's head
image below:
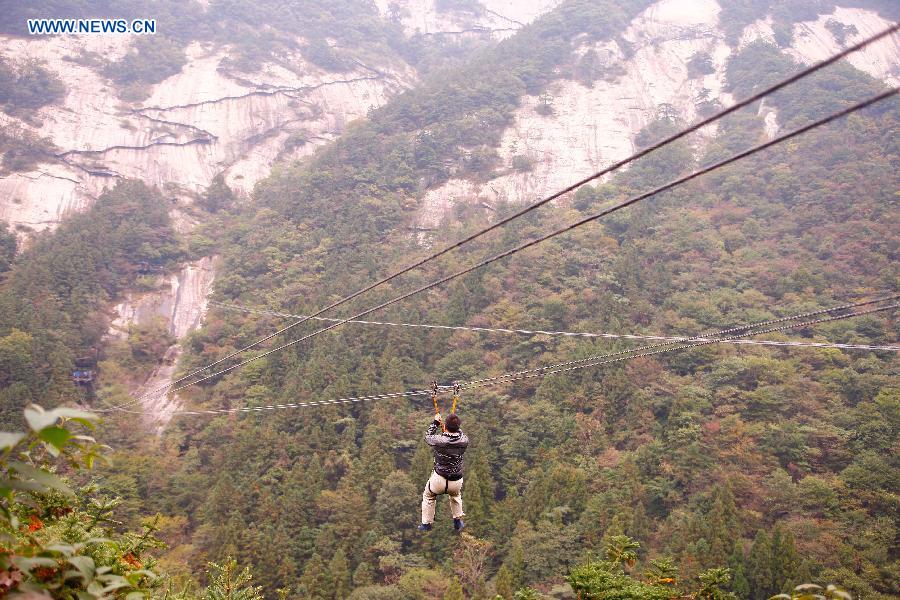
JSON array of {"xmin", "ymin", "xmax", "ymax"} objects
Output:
[{"xmin": 446, "ymin": 413, "xmax": 461, "ymax": 433}]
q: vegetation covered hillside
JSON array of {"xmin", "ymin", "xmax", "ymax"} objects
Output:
[
  {"xmin": 87, "ymin": 4, "xmax": 897, "ymax": 600},
  {"xmin": 0, "ymin": 0, "xmax": 897, "ymax": 598}
]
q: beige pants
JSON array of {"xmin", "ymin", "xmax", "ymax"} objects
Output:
[{"xmin": 421, "ymin": 471, "xmax": 464, "ymax": 524}]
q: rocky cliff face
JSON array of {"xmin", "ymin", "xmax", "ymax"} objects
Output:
[
  {"xmin": 0, "ymin": 37, "xmax": 413, "ymax": 235},
  {"xmin": 108, "ymin": 257, "xmax": 216, "ymax": 428},
  {"xmin": 0, "ymin": 32, "xmax": 414, "ymax": 422},
  {"xmin": 374, "ymin": 0, "xmax": 562, "ymax": 40},
  {"xmin": 417, "ymin": 0, "xmax": 900, "ymax": 229},
  {"xmin": 0, "ymin": 2, "xmax": 560, "ymax": 423}
]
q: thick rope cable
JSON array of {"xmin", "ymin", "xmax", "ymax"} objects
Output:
[
  {"xmin": 108, "ymin": 300, "xmax": 896, "ymax": 417},
  {"xmin": 144, "ymin": 88, "xmax": 897, "ymax": 400},
  {"xmin": 127, "ymin": 24, "xmax": 900, "ymax": 403},
  {"xmin": 207, "ymin": 299, "xmax": 900, "ymax": 352}
]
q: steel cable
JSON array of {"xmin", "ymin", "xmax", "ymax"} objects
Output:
[
  {"xmin": 108, "ymin": 299, "xmax": 896, "ymax": 417},
  {"xmin": 124, "ymin": 24, "xmax": 900, "ymax": 404}
]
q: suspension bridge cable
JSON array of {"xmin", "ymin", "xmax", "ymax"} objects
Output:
[
  {"xmin": 127, "ymin": 300, "xmax": 895, "ymax": 417},
  {"xmin": 129, "ymin": 24, "xmax": 900, "ymax": 403},
  {"xmin": 137, "ymin": 88, "xmax": 896, "ymax": 403},
  {"xmin": 207, "ymin": 299, "xmax": 900, "ymax": 352}
]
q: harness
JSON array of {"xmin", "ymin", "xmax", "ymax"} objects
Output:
[{"xmin": 427, "ymin": 472, "xmax": 459, "ymax": 494}]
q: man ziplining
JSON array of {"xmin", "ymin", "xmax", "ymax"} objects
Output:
[{"xmin": 418, "ymin": 411, "xmax": 468, "ymax": 532}]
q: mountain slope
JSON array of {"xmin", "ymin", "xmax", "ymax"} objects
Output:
[
  {"xmin": 0, "ymin": 0, "xmax": 897, "ymax": 597},
  {"xmin": 87, "ymin": 0, "xmax": 899, "ymax": 597},
  {"xmin": 0, "ymin": 0, "xmax": 561, "ymax": 422}
]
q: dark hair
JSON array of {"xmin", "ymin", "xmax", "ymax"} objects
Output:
[{"xmin": 446, "ymin": 413, "xmax": 461, "ymax": 433}]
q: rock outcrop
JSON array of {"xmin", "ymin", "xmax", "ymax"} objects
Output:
[
  {"xmin": 0, "ymin": 2, "xmax": 561, "ymax": 423},
  {"xmin": 417, "ymin": 0, "xmax": 899, "ymax": 229},
  {"xmin": 374, "ymin": 0, "xmax": 562, "ymax": 40},
  {"xmin": 0, "ymin": 37, "xmax": 413, "ymax": 236},
  {"xmin": 109, "ymin": 257, "xmax": 216, "ymax": 427}
]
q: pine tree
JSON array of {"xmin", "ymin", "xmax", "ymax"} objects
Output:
[
  {"xmin": 770, "ymin": 525, "xmax": 799, "ymax": 594},
  {"xmin": 410, "ymin": 442, "xmax": 435, "ymax": 487},
  {"xmin": 746, "ymin": 530, "xmax": 773, "ymax": 600},
  {"xmin": 198, "ymin": 173, "xmax": 236, "ymax": 213},
  {"xmin": 703, "ymin": 485, "xmax": 740, "ymax": 566},
  {"xmin": 357, "ymin": 406, "xmax": 396, "ymax": 496},
  {"xmin": 298, "ymin": 553, "xmax": 332, "ymax": 600},
  {"xmin": 329, "ymin": 548, "xmax": 351, "ymax": 600},
  {"xmin": 502, "ymin": 538, "xmax": 527, "ymax": 592},
  {"xmin": 202, "ymin": 559, "xmax": 264, "ymax": 600},
  {"xmin": 728, "ymin": 548, "xmax": 750, "ymax": 600},
  {"xmin": 443, "ymin": 577, "xmax": 465, "ymax": 600},
  {"xmin": 462, "ymin": 450, "xmax": 494, "ymax": 536},
  {"xmin": 496, "ymin": 563, "xmax": 516, "ymax": 599},
  {"xmin": 375, "ymin": 470, "xmax": 418, "ymax": 536}
]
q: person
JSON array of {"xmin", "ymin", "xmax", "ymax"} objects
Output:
[{"xmin": 418, "ymin": 412, "xmax": 469, "ymax": 532}]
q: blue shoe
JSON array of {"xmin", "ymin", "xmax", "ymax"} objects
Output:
[
  {"xmin": 453, "ymin": 518, "xmax": 465, "ymax": 532},
  {"xmin": 417, "ymin": 523, "xmax": 432, "ymax": 532}
]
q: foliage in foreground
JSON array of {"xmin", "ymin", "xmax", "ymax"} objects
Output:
[
  {"xmin": 0, "ymin": 405, "xmax": 273, "ymax": 600},
  {"xmin": 0, "ymin": 405, "xmax": 159, "ymax": 598}
]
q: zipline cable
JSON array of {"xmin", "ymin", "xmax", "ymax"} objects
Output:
[
  {"xmin": 127, "ymin": 24, "xmax": 900, "ymax": 403},
  {"xmin": 462, "ymin": 301, "xmax": 900, "ymax": 389},
  {"xmin": 142, "ymin": 88, "xmax": 897, "ymax": 401},
  {"xmin": 207, "ymin": 298, "xmax": 900, "ymax": 352},
  {"xmin": 102, "ymin": 88, "xmax": 898, "ymax": 415},
  {"xmin": 123, "ymin": 301, "xmax": 900, "ymax": 416},
  {"xmin": 109, "ymin": 298, "xmax": 896, "ymax": 416}
]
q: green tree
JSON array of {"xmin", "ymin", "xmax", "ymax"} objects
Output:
[
  {"xmin": 496, "ymin": 563, "xmax": 516, "ymax": 599},
  {"xmin": 705, "ymin": 485, "xmax": 740, "ymax": 563},
  {"xmin": 299, "ymin": 553, "xmax": 332, "ymax": 600},
  {"xmin": 0, "ymin": 221, "xmax": 15, "ymax": 272},
  {"xmin": 770, "ymin": 525, "xmax": 800, "ymax": 593},
  {"xmin": 329, "ymin": 548, "xmax": 351, "ymax": 600},
  {"xmin": 199, "ymin": 173, "xmax": 236, "ymax": 213},
  {"xmin": 747, "ymin": 530, "xmax": 774, "ymax": 600},
  {"xmin": 696, "ymin": 568, "xmax": 738, "ymax": 600},
  {"xmin": 605, "ymin": 535, "xmax": 640, "ymax": 568},
  {"xmin": 443, "ymin": 577, "xmax": 465, "ymax": 600},
  {"xmin": 746, "ymin": 526, "xmax": 798, "ymax": 600},
  {"xmin": 203, "ymin": 559, "xmax": 264, "ymax": 600},
  {"xmin": 730, "ymin": 549, "xmax": 750, "ymax": 600},
  {"xmin": 568, "ymin": 559, "xmax": 671, "ymax": 600}
]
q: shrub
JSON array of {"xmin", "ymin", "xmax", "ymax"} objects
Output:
[
  {"xmin": 0, "ymin": 55, "xmax": 66, "ymax": 113},
  {"xmin": 0, "ymin": 405, "xmax": 161, "ymax": 599}
]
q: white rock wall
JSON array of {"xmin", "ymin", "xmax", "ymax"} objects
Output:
[
  {"xmin": 108, "ymin": 257, "xmax": 216, "ymax": 426},
  {"xmin": 787, "ymin": 8, "xmax": 900, "ymax": 84},
  {"xmin": 418, "ymin": 0, "xmax": 900, "ymax": 229},
  {"xmin": 374, "ymin": 0, "xmax": 561, "ymax": 39},
  {"xmin": 0, "ymin": 38, "xmax": 414, "ymax": 236}
]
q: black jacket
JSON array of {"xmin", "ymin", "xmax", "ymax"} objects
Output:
[{"xmin": 425, "ymin": 420, "xmax": 469, "ymax": 480}]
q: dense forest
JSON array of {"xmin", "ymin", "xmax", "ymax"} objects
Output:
[
  {"xmin": 0, "ymin": 0, "xmax": 898, "ymax": 598},
  {"xmin": 0, "ymin": 181, "xmax": 183, "ymax": 423}
]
